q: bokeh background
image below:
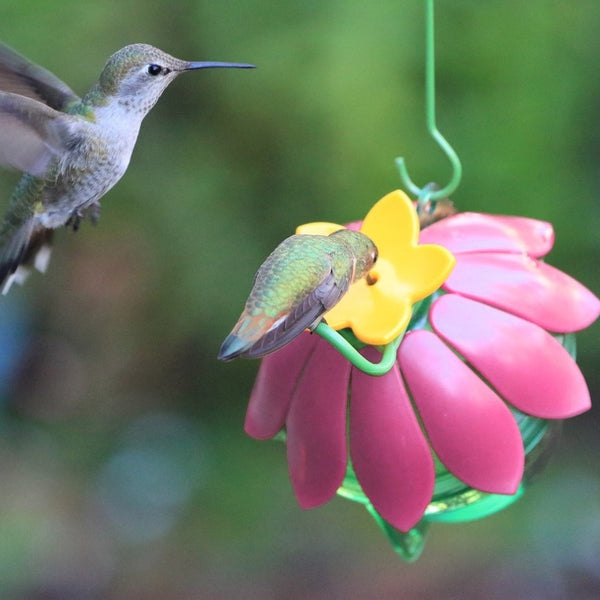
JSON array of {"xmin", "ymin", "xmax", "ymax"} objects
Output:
[{"xmin": 0, "ymin": 1, "xmax": 599, "ymax": 598}]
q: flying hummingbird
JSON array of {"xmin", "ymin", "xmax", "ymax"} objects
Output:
[
  {"xmin": 218, "ymin": 229, "xmax": 378, "ymax": 361},
  {"xmin": 0, "ymin": 41, "xmax": 254, "ymax": 293}
]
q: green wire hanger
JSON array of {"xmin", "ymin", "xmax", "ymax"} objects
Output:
[
  {"xmin": 396, "ymin": 0, "xmax": 462, "ymax": 202},
  {"xmin": 314, "ymin": 0, "xmax": 461, "ymax": 375}
]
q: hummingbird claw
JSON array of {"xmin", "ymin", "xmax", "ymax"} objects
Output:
[
  {"xmin": 66, "ymin": 209, "xmax": 83, "ymax": 231},
  {"xmin": 66, "ymin": 202, "xmax": 101, "ymax": 231},
  {"xmin": 87, "ymin": 201, "xmax": 101, "ymax": 225}
]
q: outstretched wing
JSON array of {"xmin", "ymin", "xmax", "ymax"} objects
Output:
[
  {"xmin": 0, "ymin": 41, "xmax": 80, "ymax": 111},
  {"xmin": 0, "ymin": 43, "xmax": 81, "ymax": 292},
  {"xmin": 0, "ymin": 91, "xmax": 83, "ymax": 176}
]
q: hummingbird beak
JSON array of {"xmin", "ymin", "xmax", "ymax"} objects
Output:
[{"xmin": 184, "ymin": 61, "xmax": 255, "ymax": 71}]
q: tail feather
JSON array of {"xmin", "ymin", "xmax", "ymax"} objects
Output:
[
  {"xmin": 0, "ymin": 222, "xmax": 53, "ymax": 294},
  {"xmin": 218, "ymin": 313, "xmax": 280, "ymax": 361},
  {"xmin": 217, "ymin": 333, "xmax": 253, "ymax": 362},
  {"xmin": 218, "ymin": 301, "xmax": 325, "ymax": 361}
]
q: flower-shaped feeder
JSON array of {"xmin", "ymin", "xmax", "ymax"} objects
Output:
[{"xmin": 245, "ymin": 190, "xmax": 600, "ymax": 560}]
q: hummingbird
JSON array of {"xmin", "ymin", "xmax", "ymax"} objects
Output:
[
  {"xmin": 0, "ymin": 41, "xmax": 254, "ymax": 293},
  {"xmin": 218, "ymin": 229, "xmax": 378, "ymax": 361}
]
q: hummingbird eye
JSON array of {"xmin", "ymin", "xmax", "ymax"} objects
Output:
[{"xmin": 147, "ymin": 64, "xmax": 162, "ymax": 76}]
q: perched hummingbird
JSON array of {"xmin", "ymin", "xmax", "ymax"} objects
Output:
[
  {"xmin": 0, "ymin": 41, "xmax": 254, "ymax": 293},
  {"xmin": 218, "ymin": 229, "xmax": 378, "ymax": 361}
]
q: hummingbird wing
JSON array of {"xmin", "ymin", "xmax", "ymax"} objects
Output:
[
  {"xmin": 245, "ymin": 271, "xmax": 346, "ymax": 358},
  {"xmin": 0, "ymin": 91, "xmax": 83, "ymax": 176},
  {"xmin": 218, "ymin": 265, "xmax": 351, "ymax": 361},
  {"xmin": 0, "ymin": 42, "xmax": 80, "ymax": 111}
]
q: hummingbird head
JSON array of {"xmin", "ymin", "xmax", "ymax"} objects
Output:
[
  {"xmin": 89, "ymin": 43, "xmax": 254, "ymax": 113},
  {"xmin": 329, "ymin": 229, "xmax": 378, "ymax": 282}
]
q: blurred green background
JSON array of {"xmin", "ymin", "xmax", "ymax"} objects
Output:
[{"xmin": 0, "ymin": 1, "xmax": 599, "ymax": 598}]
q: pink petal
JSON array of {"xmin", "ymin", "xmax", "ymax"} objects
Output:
[
  {"xmin": 444, "ymin": 253, "xmax": 600, "ymax": 333},
  {"xmin": 420, "ymin": 212, "xmax": 554, "ymax": 257},
  {"xmin": 398, "ymin": 330, "xmax": 524, "ymax": 494},
  {"xmin": 286, "ymin": 339, "xmax": 352, "ymax": 508},
  {"xmin": 350, "ymin": 348, "xmax": 435, "ymax": 532},
  {"xmin": 245, "ymin": 333, "xmax": 318, "ymax": 439},
  {"xmin": 431, "ymin": 294, "xmax": 591, "ymax": 418},
  {"xmin": 345, "ymin": 221, "xmax": 362, "ymax": 231}
]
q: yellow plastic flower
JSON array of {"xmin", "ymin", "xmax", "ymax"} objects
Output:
[{"xmin": 296, "ymin": 190, "xmax": 456, "ymax": 345}]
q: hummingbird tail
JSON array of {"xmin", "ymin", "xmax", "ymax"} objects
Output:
[
  {"xmin": 217, "ymin": 333, "xmax": 253, "ymax": 361},
  {"xmin": 0, "ymin": 223, "xmax": 53, "ymax": 294},
  {"xmin": 218, "ymin": 313, "xmax": 277, "ymax": 361},
  {"xmin": 218, "ymin": 302, "xmax": 325, "ymax": 361}
]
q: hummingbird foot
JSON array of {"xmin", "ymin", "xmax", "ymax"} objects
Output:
[
  {"xmin": 66, "ymin": 209, "xmax": 84, "ymax": 231},
  {"xmin": 66, "ymin": 202, "xmax": 101, "ymax": 231},
  {"xmin": 87, "ymin": 201, "xmax": 101, "ymax": 225}
]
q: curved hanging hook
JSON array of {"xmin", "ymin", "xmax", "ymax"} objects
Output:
[{"xmin": 396, "ymin": 0, "xmax": 462, "ymax": 201}]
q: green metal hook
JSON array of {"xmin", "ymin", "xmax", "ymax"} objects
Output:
[
  {"xmin": 314, "ymin": 322, "xmax": 403, "ymax": 376},
  {"xmin": 396, "ymin": 0, "xmax": 462, "ymax": 201}
]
